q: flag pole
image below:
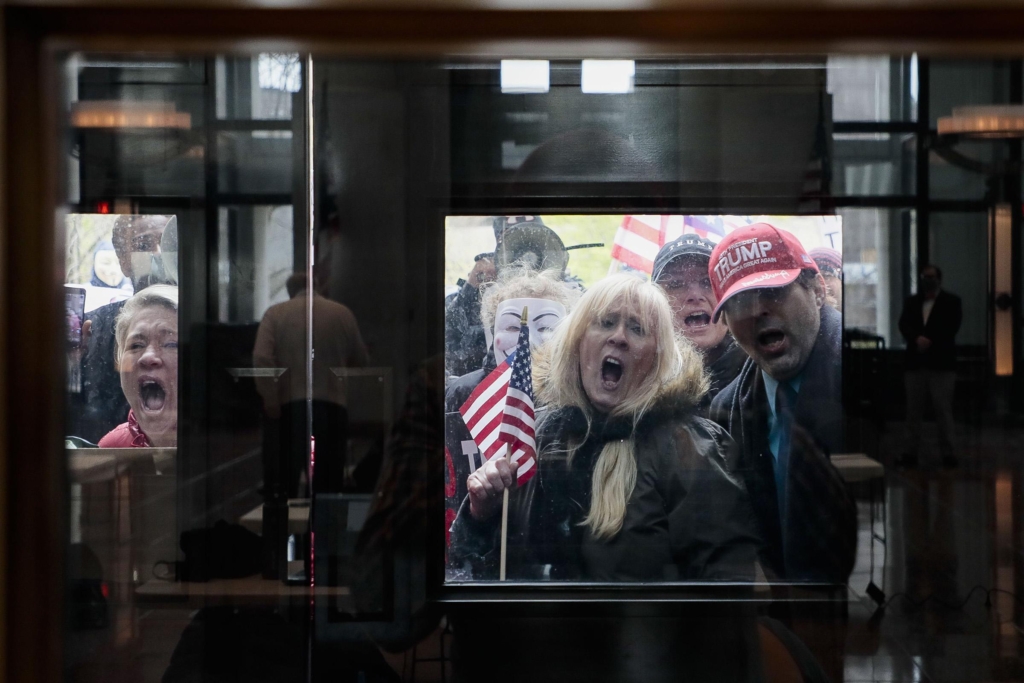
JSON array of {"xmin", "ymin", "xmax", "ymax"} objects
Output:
[
  {"xmin": 499, "ymin": 489, "xmax": 510, "ymax": 580},
  {"xmin": 499, "ymin": 305, "xmax": 528, "ymax": 581}
]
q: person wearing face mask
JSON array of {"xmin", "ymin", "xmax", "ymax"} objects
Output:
[
  {"xmin": 444, "ymin": 216, "xmax": 572, "ymax": 379},
  {"xmin": 444, "ymin": 268, "xmax": 580, "ymax": 414},
  {"xmin": 68, "ymin": 215, "xmax": 175, "ymax": 444},
  {"xmin": 449, "ymin": 273, "xmax": 759, "ymax": 583},
  {"xmin": 707, "ymin": 224, "xmax": 856, "ymax": 586},
  {"xmin": 652, "ymin": 235, "xmax": 748, "ymax": 410},
  {"xmin": 98, "ymin": 286, "xmax": 179, "ymax": 448},
  {"xmin": 89, "ymin": 240, "xmax": 130, "ymax": 291},
  {"xmin": 898, "ymin": 264, "xmax": 962, "ymax": 468},
  {"xmin": 444, "ymin": 269, "xmax": 579, "ymax": 572}
]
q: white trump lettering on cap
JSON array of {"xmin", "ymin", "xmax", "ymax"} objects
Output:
[{"xmin": 714, "ymin": 238, "xmax": 776, "ymax": 283}]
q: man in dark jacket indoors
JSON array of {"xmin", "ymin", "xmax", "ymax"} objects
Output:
[
  {"xmin": 898, "ymin": 264, "xmax": 962, "ymax": 468},
  {"xmin": 708, "ymin": 223, "xmax": 857, "ymax": 586}
]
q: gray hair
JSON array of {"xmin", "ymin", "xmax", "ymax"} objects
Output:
[
  {"xmin": 479, "ymin": 267, "xmax": 580, "ymax": 330},
  {"xmin": 114, "ymin": 285, "xmax": 179, "ymax": 366}
]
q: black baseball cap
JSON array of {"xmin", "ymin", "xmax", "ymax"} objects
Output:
[{"xmin": 652, "ymin": 234, "xmax": 716, "ymax": 282}]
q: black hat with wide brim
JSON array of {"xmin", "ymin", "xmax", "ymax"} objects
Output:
[{"xmin": 495, "ymin": 221, "xmax": 568, "ymax": 275}]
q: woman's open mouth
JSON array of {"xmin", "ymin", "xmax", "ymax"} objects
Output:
[
  {"xmin": 684, "ymin": 311, "xmax": 711, "ymax": 329},
  {"xmin": 601, "ymin": 356, "xmax": 624, "ymax": 389},
  {"xmin": 139, "ymin": 378, "xmax": 167, "ymax": 412},
  {"xmin": 756, "ymin": 329, "xmax": 787, "ymax": 355}
]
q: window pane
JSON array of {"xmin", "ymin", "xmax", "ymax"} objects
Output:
[
  {"xmin": 216, "ymin": 54, "xmax": 299, "ymax": 120},
  {"xmin": 51, "ymin": 48, "xmax": 1024, "ymax": 683},
  {"xmin": 62, "ymin": 53, "xmax": 310, "ymax": 683},
  {"xmin": 833, "ymin": 132, "xmax": 915, "ymax": 195},
  {"xmin": 827, "ymin": 55, "xmax": 916, "ymax": 121},
  {"xmin": 217, "ymin": 131, "xmax": 294, "ymax": 195},
  {"xmin": 837, "ymin": 207, "xmax": 915, "ymax": 348}
]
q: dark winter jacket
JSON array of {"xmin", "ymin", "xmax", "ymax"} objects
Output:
[
  {"xmin": 444, "ymin": 285, "xmax": 488, "ymax": 379},
  {"xmin": 68, "ymin": 299, "xmax": 130, "ymax": 443},
  {"xmin": 700, "ymin": 335, "xmax": 748, "ymax": 412},
  {"xmin": 449, "ymin": 374, "xmax": 761, "ymax": 582},
  {"xmin": 710, "ymin": 304, "xmax": 856, "ymax": 584}
]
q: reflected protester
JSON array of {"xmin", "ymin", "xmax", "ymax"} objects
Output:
[
  {"xmin": 809, "ymin": 247, "xmax": 843, "ymax": 311},
  {"xmin": 708, "ymin": 223, "xmax": 856, "ymax": 584},
  {"xmin": 70, "ymin": 214, "xmax": 176, "ymax": 443},
  {"xmin": 450, "ymin": 274, "xmax": 760, "ymax": 582},
  {"xmin": 98, "ymin": 285, "xmax": 179, "ymax": 448}
]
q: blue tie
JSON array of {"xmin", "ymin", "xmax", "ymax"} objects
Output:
[{"xmin": 775, "ymin": 381, "xmax": 799, "ymax": 527}]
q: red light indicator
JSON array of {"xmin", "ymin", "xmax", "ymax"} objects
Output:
[
  {"xmin": 100, "ymin": 582, "xmax": 110, "ymax": 599},
  {"xmin": 96, "ymin": 201, "xmax": 110, "ymax": 214}
]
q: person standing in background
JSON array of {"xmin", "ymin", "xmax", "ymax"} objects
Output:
[
  {"xmin": 253, "ymin": 272, "xmax": 369, "ymax": 494},
  {"xmin": 898, "ymin": 264, "xmax": 962, "ymax": 468}
]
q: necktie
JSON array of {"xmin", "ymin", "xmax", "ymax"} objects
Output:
[{"xmin": 774, "ymin": 381, "xmax": 799, "ymax": 527}]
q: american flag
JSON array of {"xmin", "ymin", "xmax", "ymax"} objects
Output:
[
  {"xmin": 610, "ymin": 215, "xmax": 665, "ymax": 274},
  {"xmin": 610, "ymin": 215, "xmax": 727, "ymax": 274},
  {"xmin": 458, "ymin": 318, "xmax": 537, "ymax": 484}
]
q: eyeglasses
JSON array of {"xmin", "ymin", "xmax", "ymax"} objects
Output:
[
  {"xmin": 722, "ymin": 284, "xmax": 792, "ymax": 317},
  {"xmin": 659, "ymin": 277, "xmax": 712, "ymax": 292}
]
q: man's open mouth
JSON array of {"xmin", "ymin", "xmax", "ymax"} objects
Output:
[
  {"xmin": 139, "ymin": 378, "xmax": 167, "ymax": 412},
  {"xmin": 601, "ymin": 356, "xmax": 624, "ymax": 389},
  {"xmin": 684, "ymin": 312, "xmax": 711, "ymax": 329},
  {"xmin": 757, "ymin": 329, "xmax": 787, "ymax": 354}
]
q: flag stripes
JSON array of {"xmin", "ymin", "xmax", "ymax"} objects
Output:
[{"xmin": 459, "ymin": 318, "xmax": 538, "ymax": 484}]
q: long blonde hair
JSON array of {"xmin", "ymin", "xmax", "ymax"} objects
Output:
[{"xmin": 534, "ymin": 274, "xmax": 707, "ymax": 539}]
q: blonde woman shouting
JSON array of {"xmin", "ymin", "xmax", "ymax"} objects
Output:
[{"xmin": 449, "ymin": 273, "xmax": 760, "ymax": 582}]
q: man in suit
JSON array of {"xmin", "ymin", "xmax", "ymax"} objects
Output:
[
  {"xmin": 708, "ymin": 223, "xmax": 857, "ymax": 585},
  {"xmin": 708, "ymin": 224, "xmax": 857, "ymax": 683},
  {"xmin": 898, "ymin": 264, "xmax": 962, "ymax": 468}
]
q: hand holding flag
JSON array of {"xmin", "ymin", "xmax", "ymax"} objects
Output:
[
  {"xmin": 459, "ymin": 307, "xmax": 538, "ymax": 500},
  {"xmin": 461, "ymin": 307, "xmax": 538, "ymax": 579}
]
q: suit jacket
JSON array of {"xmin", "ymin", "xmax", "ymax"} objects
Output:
[
  {"xmin": 898, "ymin": 289, "xmax": 962, "ymax": 371},
  {"xmin": 710, "ymin": 304, "xmax": 857, "ymax": 584}
]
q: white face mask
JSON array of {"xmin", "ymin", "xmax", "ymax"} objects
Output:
[{"xmin": 488, "ymin": 297, "xmax": 567, "ymax": 366}]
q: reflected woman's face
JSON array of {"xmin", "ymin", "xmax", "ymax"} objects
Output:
[
  {"xmin": 578, "ymin": 301, "xmax": 657, "ymax": 413},
  {"xmin": 119, "ymin": 306, "xmax": 178, "ymax": 447}
]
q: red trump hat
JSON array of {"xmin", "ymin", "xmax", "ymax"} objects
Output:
[{"xmin": 709, "ymin": 222, "xmax": 818, "ymax": 321}]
